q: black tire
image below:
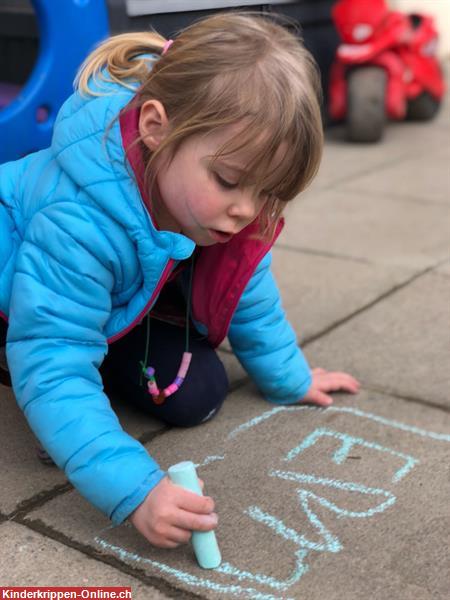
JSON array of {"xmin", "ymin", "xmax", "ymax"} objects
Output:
[
  {"xmin": 347, "ymin": 67, "xmax": 387, "ymax": 143},
  {"xmin": 406, "ymin": 92, "xmax": 441, "ymax": 121}
]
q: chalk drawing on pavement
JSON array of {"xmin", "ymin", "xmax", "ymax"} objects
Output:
[{"xmin": 94, "ymin": 406, "xmax": 450, "ymax": 600}]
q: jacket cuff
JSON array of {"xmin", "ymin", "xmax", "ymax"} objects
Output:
[
  {"xmin": 110, "ymin": 468, "xmax": 166, "ymax": 524},
  {"xmin": 264, "ymin": 372, "xmax": 312, "ymax": 405}
]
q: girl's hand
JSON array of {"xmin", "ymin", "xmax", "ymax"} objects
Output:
[
  {"xmin": 301, "ymin": 368, "xmax": 360, "ymax": 407},
  {"xmin": 129, "ymin": 476, "xmax": 218, "ymax": 549}
]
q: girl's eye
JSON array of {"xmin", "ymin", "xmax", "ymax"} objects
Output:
[{"xmin": 214, "ymin": 173, "xmax": 239, "ymax": 190}]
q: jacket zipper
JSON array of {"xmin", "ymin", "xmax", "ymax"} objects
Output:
[{"xmin": 107, "ymin": 259, "xmax": 175, "ymax": 344}]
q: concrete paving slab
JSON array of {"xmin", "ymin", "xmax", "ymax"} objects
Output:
[
  {"xmin": 393, "ymin": 122, "xmax": 450, "ymax": 161},
  {"xmin": 434, "ymin": 260, "xmax": 450, "ymax": 278},
  {"xmin": 0, "ymin": 384, "xmax": 66, "ymax": 516},
  {"xmin": 304, "ymin": 271, "xmax": 450, "ymax": 409},
  {"xmin": 271, "ymin": 246, "xmax": 414, "ymax": 343},
  {"xmin": 387, "ymin": 90, "xmax": 450, "ymax": 156},
  {"xmin": 23, "ymin": 386, "xmax": 450, "ymax": 600},
  {"xmin": 382, "ymin": 116, "xmax": 450, "ymax": 158},
  {"xmin": 0, "ymin": 521, "xmax": 170, "ymax": 598},
  {"xmin": 279, "ymin": 186, "xmax": 449, "ymax": 269},
  {"xmin": 218, "ymin": 349, "xmax": 248, "ymax": 389},
  {"xmin": 340, "ymin": 151, "xmax": 450, "ymax": 205},
  {"xmin": 311, "ymin": 131, "xmax": 412, "ymax": 192}
]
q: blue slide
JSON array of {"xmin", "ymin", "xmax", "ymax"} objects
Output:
[{"xmin": 0, "ymin": 0, "xmax": 109, "ymax": 163}]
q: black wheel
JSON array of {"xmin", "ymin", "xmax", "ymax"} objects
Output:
[
  {"xmin": 347, "ymin": 67, "xmax": 387, "ymax": 143},
  {"xmin": 406, "ymin": 92, "xmax": 441, "ymax": 121}
]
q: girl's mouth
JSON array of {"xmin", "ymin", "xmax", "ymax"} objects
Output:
[{"xmin": 208, "ymin": 229, "xmax": 234, "ymax": 243}]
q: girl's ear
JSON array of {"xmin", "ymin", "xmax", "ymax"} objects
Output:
[{"xmin": 138, "ymin": 100, "xmax": 170, "ymax": 151}]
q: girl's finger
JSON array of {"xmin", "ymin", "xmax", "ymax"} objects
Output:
[
  {"xmin": 174, "ymin": 507, "xmax": 219, "ymax": 532},
  {"xmin": 176, "ymin": 488, "xmax": 215, "ymax": 514},
  {"xmin": 318, "ymin": 373, "xmax": 360, "ymax": 393},
  {"xmin": 329, "ymin": 371, "xmax": 360, "ymax": 385},
  {"xmin": 159, "ymin": 539, "xmax": 180, "ymax": 549},
  {"xmin": 304, "ymin": 388, "xmax": 333, "ymax": 407},
  {"xmin": 167, "ymin": 526, "xmax": 192, "ymax": 545},
  {"xmin": 312, "ymin": 368, "xmax": 327, "ymax": 375}
]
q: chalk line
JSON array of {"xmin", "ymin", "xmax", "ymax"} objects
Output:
[{"xmin": 228, "ymin": 405, "xmax": 450, "ymax": 443}]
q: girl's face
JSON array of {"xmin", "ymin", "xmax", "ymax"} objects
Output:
[{"xmin": 151, "ymin": 124, "xmax": 275, "ymax": 246}]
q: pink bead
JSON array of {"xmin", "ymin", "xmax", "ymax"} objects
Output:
[
  {"xmin": 147, "ymin": 381, "xmax": 159, "ymax": 395},
  {"xmin": 164, "ymin": 383, "xmax": 179, "ymax": 396},
  {"xmin": 177, "ymin": 352, "xmax": 192, "ymax": 378}
]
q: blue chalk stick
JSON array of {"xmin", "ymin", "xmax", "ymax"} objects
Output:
[{"xmin": 168, "ymin": 461, "xmax": 222, "ymax": 569}]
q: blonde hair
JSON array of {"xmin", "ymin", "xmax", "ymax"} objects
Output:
[{"xmin": 76, "ymin": 13, "xmax": 324, "ymax": 241}]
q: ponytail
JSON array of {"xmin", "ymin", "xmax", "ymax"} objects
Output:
[{"xmin": 74, "ymin": 31, "xmax": 167, "ymax": 95}]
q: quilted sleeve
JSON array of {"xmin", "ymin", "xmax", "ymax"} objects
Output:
[
  {"xmin": 228, "ymin": 252, "xmax": 312, "ymax": 404},
  {"xmin": 6, "ymin": 202, "xmax": 165, "ymax": 524}
]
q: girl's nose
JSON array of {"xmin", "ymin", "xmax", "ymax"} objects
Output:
[{"xmin": 228, "ymin": 195, "xmax": 258, "ymax": 222}]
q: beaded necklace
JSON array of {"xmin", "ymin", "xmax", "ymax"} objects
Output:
[{"xmin": 139, "ymin": 254, "xmax": 194, "ymax": 405}]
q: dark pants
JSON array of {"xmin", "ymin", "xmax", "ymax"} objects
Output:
[
  {"xmin": 101, "ymin": 317, "xmax": 229, "ymax": 428},
  {"xmin": 1, "ymin": 314, "xmax": 228, "ymax": 427}
]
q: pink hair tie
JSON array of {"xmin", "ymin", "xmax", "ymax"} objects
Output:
[{"xmin": 162, "ymin": 39, "xmax": 174, "ymax": 55}]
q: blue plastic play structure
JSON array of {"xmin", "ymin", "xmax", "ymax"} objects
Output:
[{"xmin": 0, "ymin": 0, "xmax": 109, "ymax": 163}]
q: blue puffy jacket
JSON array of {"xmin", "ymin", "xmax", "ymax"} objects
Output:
[{"xmin": 0, "ymin": 70, "xmax": 311, "ymax": 523}]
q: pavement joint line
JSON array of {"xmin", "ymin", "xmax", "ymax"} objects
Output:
[
  {"xmin": 7, "ymin": 481, "xmax": 73, "ymax": 521},
  {"xmin": 362, "ymin": 384, "xmax": 450, "ymax": 415},
  {"xmin": 300, "ymin": 262, "xmax": 439, "ymax": 348},
  {"xmin": 229, "ymin": 377, "xmax": 250, "ymax": 392},
  {"xmin": 137, "ymin": 424, "xmax": 169, "ymax": 446},
  {"xmin": 338, "ymin": 184, "xmax": 450, "ymax": 207},
  {"xmin": 13, "ymin": 515, "xmax": 204, "ymax": 600},
  {"xmin": 228, "ymin": 378, "xmax": 250, "ymax": 393},
  {"xmin": 275, "ymin": 242, "xmax": 373, "ymax": 265},
  {"xmin": 275, "ymin": 242, "xmax": 448, "ymax": 274}
]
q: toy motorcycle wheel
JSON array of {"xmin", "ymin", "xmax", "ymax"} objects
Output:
[
  {"xmin": 347, "ymin": 67, "xmax": 387, "ymax": 143},
  {"xmin": 406, "ymin": 92, "xmax": 441, "ymax": 121}
]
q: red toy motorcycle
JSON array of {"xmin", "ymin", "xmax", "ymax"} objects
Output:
[{"xmin": 328, "ymin": 0, "xmax": 446, "ymax": 142}]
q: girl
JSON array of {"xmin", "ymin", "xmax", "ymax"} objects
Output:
[{"xmin": 0, "ymin": 13, "xmax": 359, "ymax": 549}]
